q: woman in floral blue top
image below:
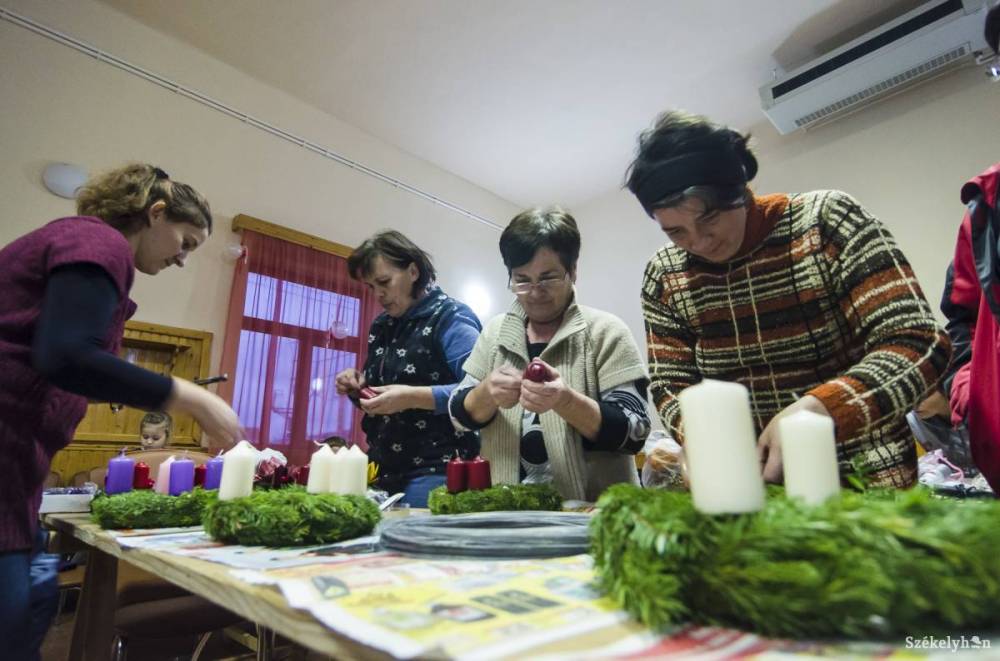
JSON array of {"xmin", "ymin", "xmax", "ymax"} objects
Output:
[{"xmin": 336, "ymin": 231, "xmax": 480, "ymax": 506}]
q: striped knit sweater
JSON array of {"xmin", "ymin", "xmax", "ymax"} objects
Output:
[
  {"xmin": 459, "ymin": 297, "xmax": 649, "ymax": 501},
  {"xmin": 641, "ymin": 190, "xmax": 951, "ymax": 488}
]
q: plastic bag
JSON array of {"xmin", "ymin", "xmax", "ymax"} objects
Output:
[
  {"xmin": 641, "ymin": 431, "xmax": 688, "ymax": 490},
  {"xmin": 906, "ymin": 411, "xmax": 978, "ymax": 476}
]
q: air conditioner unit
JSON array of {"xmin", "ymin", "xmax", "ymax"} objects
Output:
[{"xmin": 760, "ymin": 0, "xmax": 990, "ymax": 134}]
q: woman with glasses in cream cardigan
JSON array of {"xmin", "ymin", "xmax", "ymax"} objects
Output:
[{"xmin": 449, "ymin": 207, "xmax": 651, "ymax": 501}]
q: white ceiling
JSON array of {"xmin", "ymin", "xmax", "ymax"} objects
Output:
[{"xmin": 97, "ymin": 0, "xmax": 923, "ymax": 208}]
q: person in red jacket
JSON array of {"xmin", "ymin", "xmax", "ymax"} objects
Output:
[
  {"xmin": 945, "ymin": 161, "xmax": 1000, "ymax": 492},
  {"xmin": 941, "ymin": 3, "xmax": 1000, "ymax": 492}
]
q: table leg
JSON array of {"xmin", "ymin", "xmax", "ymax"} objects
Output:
[
  {"xmin": 255, "ymin": 624, "xmax": 274, "ymax": 661},
  {"xmin": 68, "ymin": 549, "xmax": 118, "ymax": 661}
]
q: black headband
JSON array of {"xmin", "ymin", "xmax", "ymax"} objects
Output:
[
  {"xmin": 152, "ymin": 167, "xmax": 170, "ymax": 180},
  {"xmin": 634, "ymin": 149, "xmax": 746, "ymax": 217}
]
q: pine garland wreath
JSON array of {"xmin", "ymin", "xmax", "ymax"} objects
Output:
[
  {"xmin": 591, "ymin": 484, "xmax": 1000, "ymax": 639},
  {"xmin": 91, "ymin": 488, "xmax": 217, "ymax": 529},
  {"xmin": 203, "ymin": 486, "xmax": 380, "ymax": 546},
  {"xmin": 427, "ymin": 483, "xmax": 562, "ymax": 514}
]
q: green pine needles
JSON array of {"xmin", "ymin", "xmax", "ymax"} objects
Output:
[
  {"xmin": 591, "ymin": 485, "xmax": 1000, "ymax": 639},
  {"xmin": 428, "ymin": 483, "xmax": 563, "ymax": 514},
  {"xmin": 92, "ymin": 487, "xmax": 380, "ymax": 547},
  {"xmin": 203, "ymin": 487, "xmax": 381, "ymax": 546},
  {"xmin": 91, "ymin": 488, "xmax": 217, "ymax": 529}
]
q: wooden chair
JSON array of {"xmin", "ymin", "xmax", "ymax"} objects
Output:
[
  {"xmin": 68, "ymin": 448, "xmax": 246, "ymax": 660},
  {"xmin": 44, "ymin": 470, "xmax": 61, "ymax": 489},
  {"xmin": 112, "ymin": 564, "xmax": 246, "ymax": 661}
]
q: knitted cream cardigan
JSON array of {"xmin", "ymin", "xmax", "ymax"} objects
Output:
[{"xmin": 460, "ymin": 297, "xmax": 649, "ymax": 501}]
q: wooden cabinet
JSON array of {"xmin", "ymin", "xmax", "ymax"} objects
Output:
[{"xmin": 49, "ymin": 321, "xmax": 213, "ymax": 485}]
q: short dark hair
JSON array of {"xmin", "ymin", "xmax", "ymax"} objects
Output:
[
  {"xmin": 624, "ymin": 110, "xmax": 758, "ymax": 217},
  {"xmin": 348, "ymin": 230, "xmax": 436, "ymax": 297},
  {"xmin": 987, "ymin": 4, "xmax": 999, "ymax": 55},
  {"xmin": 499, "ymin": 207, "xmax": 580, "ymax": 275}
]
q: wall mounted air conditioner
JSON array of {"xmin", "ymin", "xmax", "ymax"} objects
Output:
[{"xmin": 760, "ymin": 0, "xmax": 990, "ymax": 134}]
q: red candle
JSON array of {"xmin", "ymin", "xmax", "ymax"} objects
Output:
[
  {"xmin": 194, "ymin": 464, "xmax": 207, "ymax": 487},
  {"xmin": 446, "ymin": 454, "xmax": 468, "ymax": 493},
  {"xmin": 466, "ymin": 456, "xmax": 492, "ymax": 491},
  {"xmin": 133, "ymin": 462, "xmax": 150, "ymax": 489},
  {"xmin": 294, "ymin": 464, "xmax": 310, "ymax": 486},
  {"xmin": 524, "ymin": 359, "xmax": 550, "ymax": 383}
]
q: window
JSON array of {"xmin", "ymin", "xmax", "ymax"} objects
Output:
[{"xmin": 220, "ymin": 228, "xmax": 380, "ymax": 463}]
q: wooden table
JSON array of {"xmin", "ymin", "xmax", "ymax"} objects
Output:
[{"xmin": 44, "ymin": 513, "xmax": 392, "ymax": 661}]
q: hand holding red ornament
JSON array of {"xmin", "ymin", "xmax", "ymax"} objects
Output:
[{"xmin": 520, "ymin": 360, "xmax": 569, "ymax": 415}]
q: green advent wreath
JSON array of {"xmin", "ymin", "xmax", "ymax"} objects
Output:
[
  {"xmin": 202, "ymin": 486, "xmax": 380, "ymax": 546},
  {"xmin": 91, "ymin": 488, "xmax": 216, "ymax": 529},
  {"xmin": 590, "ymin": 484, "xmax": 1000, "ymax": 639},
  {"xmin": 427, "ymin": 483, "xmax": 563, "ymax": 514}
]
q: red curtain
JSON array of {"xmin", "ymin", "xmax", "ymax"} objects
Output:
[{"xmin": 217, "ymin": 230, "xmax": 380, "ymax": 465}]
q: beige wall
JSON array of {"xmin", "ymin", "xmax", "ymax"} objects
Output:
[
  {"xmin": 4, "ymin": 0, "xmax": 999, "ymax": 370},
  {"xmin": 0, "ymin": 0, "xmax": 519, "ymax": 374},
  {"xmin": 574, "ymin": 65, "xmax": 1000, "ymax": 348}
]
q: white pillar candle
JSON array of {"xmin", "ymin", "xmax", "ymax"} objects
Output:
[
  {"xmin": 679, "ymin": 379, "xmax": 765, "ymax": 514},
  {"xmin": 779, "ymin": 410, "xmax": 840, "ymax": 505},
  {"xmin": 153, "ymin": 456, "xmax": 175, "ymax": 495},
  {"xmin": 218, "ymin": 440, "xmax": 257, "ymax": 501},
  {"xmin": 341, "ymin": 445, "xmax": 369, "ymax": 496},
  {"xmin": 307, "ymin": 445, "xmax": 336, "ymax": 494},
  {"xmin": 329, "ymin": 447, "xmax": 349, "ymax": 494}
]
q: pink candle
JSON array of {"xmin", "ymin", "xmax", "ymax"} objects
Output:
[
  {"xmin": 105, "ymin": 448, "xmax": 135, "ymax": 495},
  {"xmin": 169, "ymin": 455, "xmax": 195, "ymax": 495},
  {"xmin": 154, "ymin": 456, "xmax": 175, "ymax": 494}
]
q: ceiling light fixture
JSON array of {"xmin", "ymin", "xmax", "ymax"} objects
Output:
[{"xmin": 41, "ymin": 162, "xmax": 87, "ymax": 199}]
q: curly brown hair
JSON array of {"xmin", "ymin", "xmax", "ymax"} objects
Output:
[{"xmin": 76, "ymin": 163, "xmax": 212, "ymax": 235}]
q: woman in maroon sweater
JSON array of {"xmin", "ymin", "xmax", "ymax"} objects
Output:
[{"xmin": 0, "ymin": 163, "xmax": 241, "ymax": 659}]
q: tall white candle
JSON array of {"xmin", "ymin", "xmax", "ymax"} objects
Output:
[
  {"xmin": 329, "ymin": 447, "xmax": 349, "ymax": 494},
  {"xmin": 307, "ymin": 445, "xmax": 336, "ymax": 494},
  {"xmin": 340, "ymin": 445, "xmax": 369, "ymax": 495},
  {"xmin": 153, "ymin": 456, "xmax": 175, "ymax": 495},
  {"xmin": 218, "ymin": 440, "xmax": 257, "ymax": 501},
  {"xmin": 779, "ymin": 410, "xmax": 840, "ymax": 505},
  {"xmin": 679, "ymin": 379, "xmax": 765, "ymax": 514}
]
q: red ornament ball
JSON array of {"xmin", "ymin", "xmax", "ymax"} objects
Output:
[{"xmin": 524, "ymin": 360, "xmax": 550, "ymax": 383}]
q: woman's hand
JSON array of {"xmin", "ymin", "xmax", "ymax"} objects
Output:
[
  {"xmin": 484, "ymin": 366, "xmax": 523, "ymax": 409},
  {"xmin": 757, "ymin": 394, "xmax": 831, "ymax": 483},
  {"xmin": 359, "ymin": 384, "xmax": 417, "ymax": 415},
  {"xmin": 335, "ymin": 368, "xmax": 365, "ymax": 396},
  {"xmin": 519, "ymin": 362, "xmax": 570, "ymax": 414},
  {"xmin": 915, "ymin": 390, "xmax": 951, "ymax": 420},
  {"xmin": 166, "ymin": 377, "xmax": 242, "ymax": 447}
]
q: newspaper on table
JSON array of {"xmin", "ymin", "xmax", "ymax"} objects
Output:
[
  {"xmin": 116, "ymin": 528, "xmax": 380, "ymax": 570},
  {"xmin": 111, "ymin": 525, "xmax": 997, "ymax": 658},
  {"xmin": 264, "ymin": 552, "xmax": 627, "ymax": 659},
  {"xmin": 109, "ymin": 525, "xmax": 203, "ymax": 538}
]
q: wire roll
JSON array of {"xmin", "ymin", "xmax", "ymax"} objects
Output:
[{"xmin": 379, "ymin": 511, "xmax": 591, "ymax": 558}]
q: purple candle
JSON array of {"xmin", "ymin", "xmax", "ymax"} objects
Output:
[
  {"xmin": 203, "ymin": 451, "xmax": 224, "ymax": 490},
  {"xmin": 105, "ymin": 448, "xmax": 135, "ymax": 495},
  {"xmin": 169, "ymin": 454, "xmax": 195, "ymax": 495}
]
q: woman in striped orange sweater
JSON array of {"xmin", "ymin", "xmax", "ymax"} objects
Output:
[{"xmin": 628, "ymin": 110, "xmax": 950, "ymax": 488}]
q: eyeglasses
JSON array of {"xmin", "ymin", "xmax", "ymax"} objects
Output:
[{"xmin": 508, "ymin": 272, "xmax": 569, "ymax": 295}]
